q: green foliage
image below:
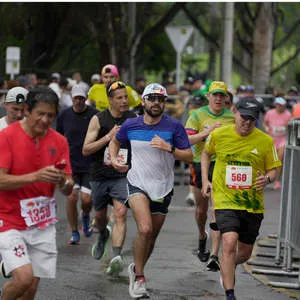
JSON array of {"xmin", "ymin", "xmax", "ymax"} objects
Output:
[
  {"xmin": 139, "ymin": 33, "xmax": 176, "ymax": 73},
  {"xmin": 0, "ymin": 2, "xmax": 299, "ymax": 88}
]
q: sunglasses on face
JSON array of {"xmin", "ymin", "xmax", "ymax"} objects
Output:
[
  {"xmin": 225, "ymin": 101, "xmax": 231, "ymax": 106},
  {"xmin": 108, "ymin": 81, "xmax": 126, "ymax": 94},
  {"xmin": 241, "ymin": 114, "xmax": 256, "ymax": 122},
  {"xmin": 144, "ymin": 95, "xmax": 166, "ymax": 103}
]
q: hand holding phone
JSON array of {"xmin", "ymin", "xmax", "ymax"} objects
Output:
[{"xmin": 55, "ymin": 159, "xmax": 67, "ymax": 170}]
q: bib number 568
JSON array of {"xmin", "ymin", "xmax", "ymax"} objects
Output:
[{"xmin": 231, "ymin": 173, "xmax": 247, "ymax": 182}]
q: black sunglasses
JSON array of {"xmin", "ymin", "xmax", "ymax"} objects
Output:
[
  {"xmin": 144, "ymin": 95, "xmax": 166, "ymax": 103},
  {"xmin": 241, "ymin": 114, "xmax": 256, "ymax": 122}
]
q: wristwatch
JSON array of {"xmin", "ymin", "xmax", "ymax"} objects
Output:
[
  {"xmin": 169, "ymin": 145, "xmax": 176, "ymax": 154},
  {"xmin": 265, "ymin": 175, "xmax": 272, "ymax": 184}
]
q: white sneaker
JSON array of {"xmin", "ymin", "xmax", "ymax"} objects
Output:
[
  {"xmin": 106, "ymin": 255, "xmax": 124, "ymax": 275},
  {"xmin": 128, "ymin": 263, "xmax": 149, "ymax": 298},
  {"xmin": 132, "ymin": 279, "xmax": 149, "ymax": 298},
  {"xmin": 185, "ymin": 192, "xmax": 195, "ymax": 206}
]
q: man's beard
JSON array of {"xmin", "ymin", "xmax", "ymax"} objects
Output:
[{"xmin": 144, "ymin": 104, "xmax": 164, "ymax": 118}]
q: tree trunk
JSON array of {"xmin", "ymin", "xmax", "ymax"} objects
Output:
[
  {"xmin": 208, "ymin": 3, "xmax": 220, "ymax": 79},
  {"xmin": 221, "ymin": 2, "xmax": 234, "ymax": 85},
  {"xmin": 252, "ymin": 3, "xmax": 276, "ymax": 93}
]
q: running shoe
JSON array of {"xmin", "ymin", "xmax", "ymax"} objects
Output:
[
  {"xmin": 185, "ymin": 191, "xmax": 196, "ymax": 206},
  {"xmin": 106, "ymin": 255, "xmax": 124, "ymax": 276},
  {"xmin": 206, "ymin": 255, "xmax": 220, "ymax": 272},
  {"xmin": 82, "ymin": 214, "xmax": 92, "ymax": 238},
  {"xmin": 226, "ymin": 294, "xmax": 236, "ymax": 300},
  {"xmin": 128, "ymin": 263, "xmax": 149, "ymax": 299},
  {"xmin": 197, "ymin": 233, "xmax": 210, "ymax": 262},
  {"xmin": 0, "ymin": 260, "xmax": 11, "ymax": 279},
  {"xmin": 132, "ymin": 278, "xmax": 149, "ymax": 299},
  {"xmin": 273, "ymin": 181, "xmax": 281, "ymax": 190},
  {"xmin": 91, "ymin": 227, "xmax": 111, "ymax": 260},
  {"xmin": 68, "ymin": 230, "xmax": 80, "ymax": 245}
]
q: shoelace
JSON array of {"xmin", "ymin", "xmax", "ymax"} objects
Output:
[{"xmin": 135, "ymin": 279, "xmax": 147, "ymax": 291}]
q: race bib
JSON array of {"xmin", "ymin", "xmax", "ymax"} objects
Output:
[
  {"xmin": 103, "ymin": 147, "xmax": 128, "ymax": 166},
  {"xmin": 226, "ymin": 165, "xmax": 252, "ymax": 189},
  {"xmin": 273, "ymin": 126, "xmax": 286, "ymax": 137},
  {"xmin": 20, "ymin": 197, "xmax": 57, "ymax": 229}
]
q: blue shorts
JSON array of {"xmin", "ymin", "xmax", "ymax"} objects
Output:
[
  {"xmin": 127, "ymin": 182, "xmax": 173, "ymax": 215},
  {"xmin": 90, "ymin": 177, "xmax": 128, "ymax": 211}
]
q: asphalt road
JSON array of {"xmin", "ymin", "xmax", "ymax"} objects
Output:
[{"xmin": 0, "ymin": 172, "xmax": 295, "ymax": 299}]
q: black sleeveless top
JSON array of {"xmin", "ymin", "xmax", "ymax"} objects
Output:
[{"xmin": 89, "ymin": 109, "xmax": 136, "ymax": 180}]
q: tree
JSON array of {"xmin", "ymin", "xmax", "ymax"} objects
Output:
[
  {"xmin": 183, "ymin": 2, "xmax": 300, "ymax": 91},
  {"xmin": 252, "ymin": 3, "xmax": 276, "ymax": 93},
  {"xmin": 0, "ymin": 3, "xmax": 184, "ymax": 83}
]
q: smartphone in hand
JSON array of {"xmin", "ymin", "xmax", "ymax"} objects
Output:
[{"xmin": 55, "ymin": 160, "xmax": 67, "ymax": 170}]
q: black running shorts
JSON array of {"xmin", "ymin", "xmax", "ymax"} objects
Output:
[{"xmin": 215, "ymin": 209, "xmax": 264, "ymax": 245}]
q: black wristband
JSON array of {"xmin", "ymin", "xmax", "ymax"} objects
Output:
[{"xmin": 169, "ymin": 145, "xmax": 176, "ymax": 154}]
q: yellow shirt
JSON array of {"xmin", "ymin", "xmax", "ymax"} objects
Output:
[
  {"xmin": 88, "ymin": 84, "xmax": 141, "ymax": 111},
  {"xmin": 205, "ymin": 124, "xmax": 282, "ymax": 213},
  {"xmin": 185, "ymin": 106, "xmax": 235, "ymax": 162}
]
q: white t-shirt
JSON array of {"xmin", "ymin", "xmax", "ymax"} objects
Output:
[
  {"xmin": 0, "ymin": 116, "xmax": 8, "ymax": 130},
  {"xmin": 59, "ymin": 92, "xmax": 73, "ymax": 112},
  {"xmin": 116, "ymin": 115, "xmax": 190, "ymax": 200}
]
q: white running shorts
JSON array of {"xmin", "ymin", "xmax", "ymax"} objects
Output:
[{"xmin": 0, "ymin": 225, "xmax": 57, "ymax": 278}]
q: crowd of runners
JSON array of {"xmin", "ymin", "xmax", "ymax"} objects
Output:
[{"xmin": 0, "ymin": 65, "xmax": 298, "ymax": 300}]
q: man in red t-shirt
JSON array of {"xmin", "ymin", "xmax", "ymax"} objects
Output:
[{"xmin": 0, "ymin": 87, "xmax": 74, "ymax": 300}]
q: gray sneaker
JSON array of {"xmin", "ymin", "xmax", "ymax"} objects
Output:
[
  {"xmin": 106, "ymin": 255, "xmax": 124, "ymax": 276},
  {"xmin": 91, "ymin": 226, "xmax": 111, "ymax": 260}
]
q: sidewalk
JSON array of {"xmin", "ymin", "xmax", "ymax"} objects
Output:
[
  {"xmin": 0, "ymin": 182, "xmax": 297, "ymax": 299},
  {"xmin": 243, "ymin": 184, "xmax": 300, "ymax": 300}
]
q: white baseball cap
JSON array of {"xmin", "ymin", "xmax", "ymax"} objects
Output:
[
  {"xmin": 5, "ymin": 86, "xmax": 29, "ymax": 103},
  {"xmin": 51, "ymin": 72, "xmax": 61, "ymax": 80},
  {"xmin": 91, "ymin": 74, "xmax": 101, "ymax": 82},
  {"xmin": 274, "ymin": 97, "xmax": 286, "ymax": 106},
  {"xmin": 71, "ymin": 84, "xmax": 87, "ymax": 98},
  {"xmin": 142, "ymin": 83, "xmax": 168, "ymax": 99}
]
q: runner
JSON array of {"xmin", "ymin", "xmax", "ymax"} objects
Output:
[
  {"xmin": 0, "ymin": 86, "xmax": 29, "ymax": 279},
  {"xmin": 87, "ymin": 64, "xmax": 142, "ymax": 113},
  {"xmin": 263, "ymin": 97, "xmax": 292, "ymax": 189},
  {"xmin": 83, "ymin": 81, "xmax": 136, "ymax": 275},
  {"xmin": 0, "ymin": 87, "xmax": 74, "ymax": 299},
  {"xmin": 202, "ymin": 97, "xmax": 281, "ymax": 300},
  {"xmin": 185, "ymin": 81, "xmax": 234, "ymax": 270},
  {"xmin": 56, "ymin": 84, "xmax": 98, "ymax": 245},
  {"xmin": 184, "ymin": 94, "xmax": 208, "ymax": 206},
  {"xmin": 109, "ymin": 83, "xmax": 193, "ymax": 298},
  {"xmin": 0, "ymin": 86, "xmax": 28, "ymax": 130}
]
